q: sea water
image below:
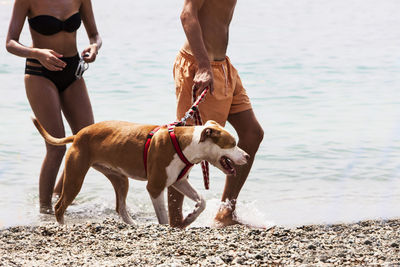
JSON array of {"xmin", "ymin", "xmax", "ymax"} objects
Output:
[{"xmin": 1, "ymin": 0, "xmax": 400, "ymax": 228}]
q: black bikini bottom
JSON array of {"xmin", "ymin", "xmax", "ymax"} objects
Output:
[{"xmin": 25, "ymin": 54, "xmax": 80, "ymax": 92}]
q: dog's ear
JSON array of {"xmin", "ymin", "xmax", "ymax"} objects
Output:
[{"xmin": 199, "ymin": 127, "xmax": 221, "ymax": 143}]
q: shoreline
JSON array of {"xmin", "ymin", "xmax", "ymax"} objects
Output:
[{"xmin": 1, "ymin": 218, "xmax": 400, "ymax": 266}]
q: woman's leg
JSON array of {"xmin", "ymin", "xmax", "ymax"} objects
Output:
[
  {"xmin": 60, "ymin": 78, "xmax": 94, "ymax": 133},
  {"xmin": 25, "ymin": 75, "xmax": 66, "ymax": 214},
  {"xmin": 53, "ymin": 78, "xmax": 94, "ymax": 195}
]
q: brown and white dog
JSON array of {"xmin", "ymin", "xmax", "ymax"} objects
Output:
[{"xmin": 31, "ymin": 117, "xmax": 249, "ymax": 227}]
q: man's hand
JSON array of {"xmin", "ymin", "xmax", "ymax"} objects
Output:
[{"xmin": 192, "ymin": 66, "xmax": 214, "ymax": 95}]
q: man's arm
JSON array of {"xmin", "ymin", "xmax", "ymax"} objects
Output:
[{"xmin": 180, "ymin": 0, "xmax": 214, "ymax": 93}]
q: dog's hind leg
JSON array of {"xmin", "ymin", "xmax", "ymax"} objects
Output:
[
  {"xmin": 92, "ymin": 164, "xmax": 134, "ymax": 224},
  {"xmin": 172, "ymin": 178, "xmax": 206, "ymax": 228},
  {"xmin": 54, "ymin": 148, "xmax": 89, "ymax": 224},
  {"xmin": 106, "ymin": 174, "xmax": 134, "ymax": 225}
]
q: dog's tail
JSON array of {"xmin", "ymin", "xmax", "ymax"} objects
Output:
[{"xmin": 31, "ymin": 115, "xmax": 75, "ymax": 146}]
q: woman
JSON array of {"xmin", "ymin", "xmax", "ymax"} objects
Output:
[{"xmin": 6, "ymin": 0, "xmax": 102, "ymax": 214}]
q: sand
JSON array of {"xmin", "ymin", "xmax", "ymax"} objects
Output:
[{"xmin": 1, "ymin": 218, "xmax": 400, "ymax": 266}]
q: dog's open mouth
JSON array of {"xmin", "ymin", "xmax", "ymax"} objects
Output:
[{"xmin": 220, "ymin": 156, "xmax": 236, "ymax": 176}]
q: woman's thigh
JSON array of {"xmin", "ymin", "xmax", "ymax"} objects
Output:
[
  {"xmin": 25, "ymin": 75, "xmax": 65, "ymax": 138},
  {"xmin": 60, "ymin": 78, "xmax": 94, "ymax": 134}
]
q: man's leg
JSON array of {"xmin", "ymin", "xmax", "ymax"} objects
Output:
[
  {"xmin": 168, "ymin": 109, "xmax": 263, "ymax": 227},
  {"xmin": 168, "ymin": 186, "xmax": 185, "ymax": 227},
  {"xmin": 215, "ymin": 109, "xmax": 264, "ymax": 226}
]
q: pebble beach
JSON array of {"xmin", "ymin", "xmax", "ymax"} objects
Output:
[{"xmin": 1, "ymin": 218, "xmax": 400, "ymax": 266}]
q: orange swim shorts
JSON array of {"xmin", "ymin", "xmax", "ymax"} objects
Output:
[{"xmin": 174, "ymin": 50, "xmax": 252, "ymax": 127}]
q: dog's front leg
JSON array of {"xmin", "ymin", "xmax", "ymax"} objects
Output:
[
  {"xmin": 149, "ymin": 190, "xmax": 168, "ymax": 224},
  {"xmin": 172, "ymin": 179, "xmax": 206, "ymax": 228}
]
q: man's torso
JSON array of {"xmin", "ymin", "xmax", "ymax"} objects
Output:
[{"xmin": 183, "ymin": 0, "xmax": 237, "ymax": 61}]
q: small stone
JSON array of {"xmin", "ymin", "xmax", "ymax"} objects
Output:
[
  {"xmin": 364, "ymin": 240, "xmax": 373, "ymax": 245},
  {"xmin": 255, "ymin": 254, "xmax": 263, "ymax": 260},
  {"xmin": 220, "ymin": 255, "xmax": 233, "ymax": 264},
  {"xmin": 308, "ymin": 244, "xmax": 317, "ymax": 250}
]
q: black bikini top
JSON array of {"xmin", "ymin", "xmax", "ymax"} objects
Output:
[{"xmin": 28, "ymin": 12, "xmax": 81, "ymax": 36}]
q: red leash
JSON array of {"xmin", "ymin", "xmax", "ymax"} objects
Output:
[
  {"xmin": 178, "ymin": 87, "xmax": 209, "ymax": 126},
  {"xmin": 176, "ymin": 87, "xmax": 210, "ymax": 190},
  {"xmin": 190, "ymin": 88, "xmax": 210, "ymax": 190}
]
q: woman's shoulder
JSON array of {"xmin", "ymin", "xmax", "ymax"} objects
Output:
[
  {"xmin": 13, "ymin": 0, "xmax": 31, "ymax": 14},
  {"xmin": 14, "ymin": 0, "xmax": 31, "ymax": 9},
  {"xmin": 14, "ymin": 0, "xmax": 30, "ymax": 5}
]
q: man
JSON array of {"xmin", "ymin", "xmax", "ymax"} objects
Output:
[{"xmin": 169, "ymin": 0, "xmax": 264, "ymax": 227}]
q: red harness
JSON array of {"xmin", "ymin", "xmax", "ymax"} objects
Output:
[
  {"xmin": 143, "ymin": 124, "xmax": 194, "ymax": 181},
  {"xmin": 143, "ymin": 87, "xmax": 210, "ymax": 189}
]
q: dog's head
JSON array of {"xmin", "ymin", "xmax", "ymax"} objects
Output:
[{"xmin": 198, "ymin": 120, "xmax": 249, "ymax": 176}]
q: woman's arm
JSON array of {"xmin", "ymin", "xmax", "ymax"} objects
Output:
[
  {"xmin": 80, "ymin": 0, "xmax": 102, "ymax": 63},
  {"xmin": 6, "ymin": 0, "xmax": 66, "ymax": 71},
  {"xmin": 6, "ymin": 0, "xmax": 33, "ymax": 57}
]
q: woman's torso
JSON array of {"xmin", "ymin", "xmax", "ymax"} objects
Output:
[{"xmin": 27, "ymin": 0, "xmax": 82, "ymax": 57}]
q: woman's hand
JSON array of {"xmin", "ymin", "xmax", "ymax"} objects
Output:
[
  {"xmin": 33, "ymin": 48, "xmax": 66, "ymax": 71},
  {"xmin": 81, "ymin": 44, "xmax": 98, "ymax": 63}
]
